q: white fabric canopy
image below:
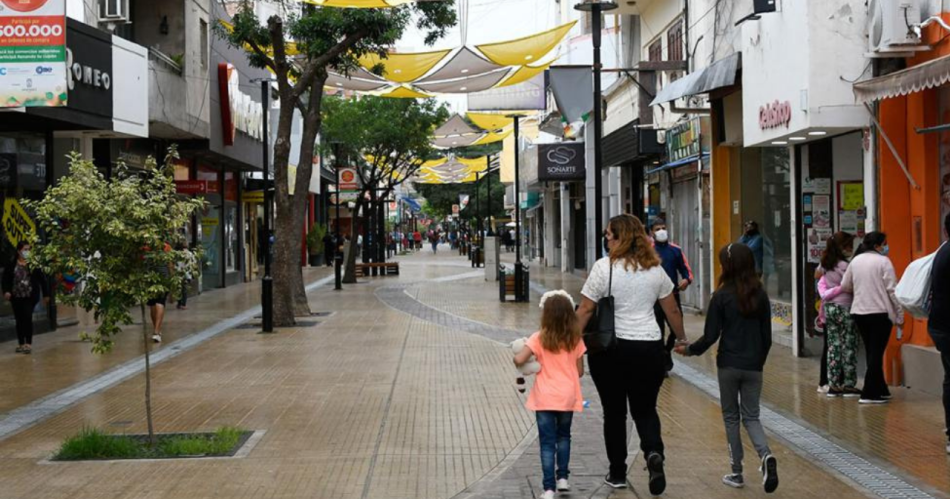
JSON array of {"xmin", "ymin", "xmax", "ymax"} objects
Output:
[
  {"xmin": 416, "ymin": 69, "xmax": 512, "ymax": 94},
  {"xmin": 417, "ymin": 47, "xmax": 504, "ymax": 83},
  {"xmin": 433, "ymin": 114, "xmax": 479, "ymax": 137}
]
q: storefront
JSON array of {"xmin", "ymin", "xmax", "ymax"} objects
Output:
[{"xmin": 0, "ymin": 19, "xmax": 148, "ymax": 340}]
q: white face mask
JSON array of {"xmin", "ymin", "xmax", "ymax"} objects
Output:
[{"xmin": 654, "ymin": 229, "xmax": 669, "ymax": 243}]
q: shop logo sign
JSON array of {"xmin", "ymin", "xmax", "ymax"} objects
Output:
[
  {"xmin": 759, "ymin": 100, "xmax": 792, "ymax": 130},
  {"xmin": 218, "ymin": 62, "xmax": 263, "ymax": 145},
  {"xmin": 65, "ymin": 48, "xmax": 110, "ymax": 90},
  {"xmin": 2, "ymin": 198, "xmax": 35, "ymax": 247},
  {"xmin": 538, "ymin": 143, "xmax": 586, "ymax": 181}
]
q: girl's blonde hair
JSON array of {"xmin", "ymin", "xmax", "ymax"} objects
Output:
[{"xmin": 540, "ymin": 293, "xmax": 580, "ymax": 353}]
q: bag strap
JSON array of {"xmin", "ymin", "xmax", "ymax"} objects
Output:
[{"xmin": 608, "ymin": 259, "xmax": 613, "ymax": 297}]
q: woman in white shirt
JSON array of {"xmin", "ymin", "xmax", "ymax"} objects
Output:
[{"xmin": 576, "ymin": 214, "xmax": 688, "ymax": 495}]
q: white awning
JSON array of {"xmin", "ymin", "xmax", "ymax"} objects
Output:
[
  {"xmin": 853, "ymin": 54, "xmax": 950, "ymax": 104},
  {"xmin": 649, "ymin": 53, "xmax": 740, "ymax": 106}
]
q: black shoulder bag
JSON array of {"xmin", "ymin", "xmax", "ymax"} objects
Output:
[{"xmin": 583, "ymin": 261, "xmax": 616, "ymax": 354}]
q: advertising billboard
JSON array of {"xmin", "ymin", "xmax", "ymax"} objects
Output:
[
  {"xmin": 0, "ymin": 0, "xmax": 67, "ymax": 107},
  {"xmin": 537, "ymin": 143, "xmax": 586, "ymax": 181}
]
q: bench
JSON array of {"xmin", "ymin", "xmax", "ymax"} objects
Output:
[{"xmin": 355, "ymin": 262, "xmax": 400, "ymax": 277}]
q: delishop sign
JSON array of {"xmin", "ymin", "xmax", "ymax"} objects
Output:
[{"xmin": 0, "ymin": 0, "xmax": 68, "ymax": 108}]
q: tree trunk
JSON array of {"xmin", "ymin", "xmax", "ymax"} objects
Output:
[{"xmin": 143, "ymin": 322, "xmax": 155, "ymax": 447}]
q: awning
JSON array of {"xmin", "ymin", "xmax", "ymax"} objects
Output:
[
  {"xmin": 650, "ymin": 53, "xmax": 740, "ymax": 106},
  {"xmin": 476, "ymin": 21, "xmax": 576, "ymax": 66},
  {"xmin": 645, "ymin": 153, "xmax": 708, "ymax": 175},
  {"xmin": 853, "ymin": 53, "xmax": 950, "ymax": 104}
]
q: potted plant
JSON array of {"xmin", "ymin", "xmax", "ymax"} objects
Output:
[{"xmin": 307, "ymin": 223, "xmax": 327, "ymax": 267}]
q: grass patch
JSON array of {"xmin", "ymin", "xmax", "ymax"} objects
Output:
[{"xmin": 54, "ymin": 426, "xmax": 250, "ymax": 461}]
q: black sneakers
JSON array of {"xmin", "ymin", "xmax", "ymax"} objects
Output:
[
  {"xmin": 603, "ymin": 473, "xmax": 627, "ymax": 489},
  {"xmin": 762, "ymin": 454, "xmax": 779, "ymax": 493},
  {"xmin": 646, "ymin": 452, "xmax": 666, "ymax": 495}
]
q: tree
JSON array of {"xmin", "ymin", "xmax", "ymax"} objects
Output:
[
  {"xmin": 321, "ymin": 95, "xmax": 448, "ymax": 282},
  {"xmin": 28, "ymin": 150, "xmax": 203, "ymax": 446},
  {"xmin": 218, "ymin": 2, "xmax": 455, "ymax": 325},
  {"xmin": 414, "ymin": 169, "xmax": 507, "ymax": 226}
]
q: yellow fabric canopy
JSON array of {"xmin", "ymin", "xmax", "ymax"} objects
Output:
[
  {"xmin": 360, "ymin": 50, "xmax": 452, "ymax": 83},
  {"xmin": 467, "ymin": 112, "xmax": 514, "ymax": 131},
  {"xmin": 475, "ymin": 21, "xmax": 576, "ymax": 66},
  {"xmin": 379, "ymin": 86, "xmax": 433, "ymax": 99},
  {"xmin": 497, "ymin": 63, "xmax": 550, "ymax": 88},
  {"xmin": 471, "ymin": 129, "xmax": 512, "ymax": 146},
  {"xmin": 302, "ymin": 0, "xmax": 413, "ymax": 7}
]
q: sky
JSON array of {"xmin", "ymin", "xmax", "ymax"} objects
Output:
[{"xmin": 395, "ymin": 0, "xmax": 561, "ymax": 113}]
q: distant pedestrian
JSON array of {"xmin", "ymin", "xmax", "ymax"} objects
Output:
[
  {"xmin": 176, "ymin": 240, "xmax": 196, "ymax": 310},
  {"xmin": 650, "ymin": 218, "xmax": 693, "ymax": 373},
  {"xmin": 817, "ymin": 232, "xmax": 860, "ymax": 398},
  {"xmin": 928, "ymin": 213, "xmax": 950, "ymax": 455},
  {"xmin": 146, "ymin": 242, "xmax": 173, "ymax": 343},
  {"xmin": 738, "ymin": 221, "xmax": 764, "ymax": 276},
  {"xmin": 576, "ymin": 214, "xmax": 687, "ymax": 494},
  {"xmin": 3, "ymin": 242, "xmax": 49, "ymax": 354},
  {"xmin": 675, "ymin": 243, "xmax": 779, "ymax": 493},
  {"xmin": 323, "ymin": 232, "xmax": 335, "ymax": 267},
  {"xmin": 839, "ymin": 231, "xmax": 903, "ymax": 404},
  {"xmin": 514, "ymin": 290, "xmax": 586, "ymax": 499},
  {"xmin": 413, "ymin": 230, "xmax": 422, "ymax": 251},
  {"xmin": 429, "ymin": 230, "xmax": 440, "ymax": 254}
]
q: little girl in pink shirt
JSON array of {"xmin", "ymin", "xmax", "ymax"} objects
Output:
[{"xmin": 514, "ymin": 290, "xmax": 586, "ymax": 499}]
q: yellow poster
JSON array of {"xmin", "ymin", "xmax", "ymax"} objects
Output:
[
  {"xmin": 841, "ymin": 183, "xmax": 864, "ymax": 211},
  {"xmin": 2, "ymin": 198, "xmax": 36, "ymax": 247},
  {"xmin": 242, "ymin": 190, "xmax": 264, "ymax": 203}
]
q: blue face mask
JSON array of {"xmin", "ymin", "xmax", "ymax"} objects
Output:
[{"xmin": 879, "ymin": 245, "xmax": 890, "ymax": 256}]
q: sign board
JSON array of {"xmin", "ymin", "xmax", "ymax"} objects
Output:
[
  {"xmin": 338, "ymin": 167, "xmax": 359, "ymax": 190},
  {"xmin": 807, "ymin": 228, "xmax": 833, "ymax": 264},
  {"xmin": 241, "ymin": 190, "xmax": 264, "ymax": 203},
  {"xmin": 0, "ymin": 0, "xmax": 67, "ymax": 107},
  {"xmin": 666, "ymin": 118, "xmax": 701, "ymax": 162},
  {"xmin": 459, "ymin": 194, "xmax": 469, "ymax": 210},
  {"xmin": 64, "ymin": 19, "xmax": 113, "ymax": 120},
  {"xmin": 330, "ymin": 191, "xmax": 358, "ymax": 205},
  {"xmin": 467, "ymin": 71, "xmax": 546, "ymax": 111},
  {"xmin": 452, "ymin": 204, "xmax": 460, "ymax": 215},
  {"xmin": 218, "ymin": 62, "xmax": 263, "ymax": 145},
  {"xmin": 2, "ymin": 198, "xmax": 35, "ymax": 247},
  {"xmin": 175, "ymin": 180, "xmax": 207, "ymax": 195},
  {"xmin": 537, "ymin": 142, "xmax": 585, "ymax": 181}
]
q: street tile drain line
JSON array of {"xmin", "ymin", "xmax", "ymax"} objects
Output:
[
  {"xmin": 529, "ymin": 280, "xmax": 936, "ymax": 499},
  {"xmin": 0, "ymin": 274, "xmax": 336, "ymax": 443}
]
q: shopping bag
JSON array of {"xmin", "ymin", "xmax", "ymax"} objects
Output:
[{"xmin": 895, "ymin": 243, "xmax": 945, "ymax": 319}]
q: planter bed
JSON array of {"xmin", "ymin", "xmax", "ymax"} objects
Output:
[{"xmin": 52, "ymin": 427, "xmax": 253, "ymax": 461}]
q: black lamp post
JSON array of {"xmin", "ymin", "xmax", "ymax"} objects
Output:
[
  {"xmin": 574, "ymin": 0, "xmax": 617, "ymax": 259},
  {"xmin": 331, "ymin": 142, "xmax": 343, "ymax": 291},
  {"xmin": 486, "ymin": 154, "xmax": 494, "ymax": 236},
  {"xmin": 257, "ymin": 78, "xmax": 274, "ymax": 333}
]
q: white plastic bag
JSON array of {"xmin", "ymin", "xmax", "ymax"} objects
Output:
[{"xmin": 896, "ymin": 243, "xmax": 945, "ymax": 318}]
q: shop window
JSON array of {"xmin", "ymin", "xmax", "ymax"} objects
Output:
[
  {"xmin": 648, "ymin": 39, "xmax": 662, "ymax": 62},
  {"xmin": 740, "ymin": 147, "xmax": 792, "ymax": 304},
  {"xmin": 667, "ymin": 20, "xmax": 683, "ymax": 62}
]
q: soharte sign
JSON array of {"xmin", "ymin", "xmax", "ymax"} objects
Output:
[{"xmin": 2, "ymin": 198, "xmax": 35, "ymax": 247}]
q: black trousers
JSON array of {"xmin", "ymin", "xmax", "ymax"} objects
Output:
[
  {"xmin": 589, "ymin": 339, "xmax": 666, "ymax": 477},
  {"xmin": 655, "ymin": 292, "xmax": 682, "ymax": 370},
  {"xmin": 929, "ymin": 327, "xmax": 950, "ymax": 440},
  {"xmin": 12, "ymin": 297, "xmax": 35, "ymax": 346},
  {"xmin": 853, "ymin": 313, "xmax": 893, "ymax": 400}
]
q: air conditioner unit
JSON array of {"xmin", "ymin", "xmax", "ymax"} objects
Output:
[
  {"xmin": 867, "ymin": 0, "xmax": 929, "ymax": 57},
  {"xmin": 99, "ymin": 0, "xmax": 129, "ymax": 23}
]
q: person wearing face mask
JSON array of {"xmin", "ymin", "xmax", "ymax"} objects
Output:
[
  {"xmin": 2, "ymin": 242, "xmax": 50, "ymax": 354},
  {"xmin": 649, "ymin": 218, "xmax": 693, "ymax": 372},
  {"xmin": 839, "ymin": 231, "xmax": 904, "ymax": 404},
  {"xmin": 739, "ymin": 221, "xmax": 764, "ymax": 277}
]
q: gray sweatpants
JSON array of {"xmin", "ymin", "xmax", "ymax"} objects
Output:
[{"xmin": 718, "ymin": 367, "xmax": 772, "ymax": 474}]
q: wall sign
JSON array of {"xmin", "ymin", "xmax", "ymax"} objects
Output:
[
  {"xmin": 175, "ymin": 180, "xmax": 208, "ymax": 195},
  {"xmin": 338, "ymin": 167, "xmax": 358, "ymax": 190},
  {"xmin": 759, "ymin": 100, "xmax": 791, "ymax": 129},
  {"xmin": 537, "ymin": 142, "xmax": 585, "ymax": 181},
  {"xmin": 666, "ymin": 118, "xmax": 701, "ymax": 162},
  {"xmin": 2, "ymin": 197, "xmax": 35, "ymax": 247},
  {"xmin": 62, "ymin": 19, "xmax": 113, "ymax": 119},
  {"xmin": 218, "ymin": 62, "xmax": 263, "ymax": 145},
  {"xmin": 0, "ymin": 0, "xmax": 67, "ymax": 107}
]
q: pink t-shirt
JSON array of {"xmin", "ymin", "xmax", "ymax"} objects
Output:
[{"xmin": 525, "ymin": 331, "xmax": 586, "ymax": 412}]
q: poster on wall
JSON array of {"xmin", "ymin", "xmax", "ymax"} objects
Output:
[
  {"xmin": 0, "ymin": 0, "xmax": 67, "ymax": 107},
  {"xmin": 806, "ymin": 228, "xmax": 834, "ymax": 264}
]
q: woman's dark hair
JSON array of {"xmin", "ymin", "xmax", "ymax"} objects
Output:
[
  {"xmin": 855, "ymin": 231, "xmax": 887, "ymax": 257},
  {"xmin": 820, "ymin": 232, "xmax": 855, "ymax": 271},
  {"xmin": 15, "ymin": 241, "xmax": 29, "ymax": 252},
  {"xmin": 718, "ymin": 243, "xmax": 762, "ymax": 316}
]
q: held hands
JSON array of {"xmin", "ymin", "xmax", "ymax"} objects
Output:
[
  {"xmin": 678, "ymin": 280, "xmax": 690, "ymax": 291},
  {"xmin": 673, "ymin": 339, "xmax": 691, "ymax": 356}
]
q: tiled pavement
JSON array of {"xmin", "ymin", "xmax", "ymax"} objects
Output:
[{"xmin": 0, "ymin": 247, "xmax": 946, "ymax": 498}]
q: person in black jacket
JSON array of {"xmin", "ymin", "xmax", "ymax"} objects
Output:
[
  {"xmin": 928, "ymin": 213, "xmax": 950, "ymax": 455},
  {"xmin": 2, "ymin": 241, "xmax": 49, "ymax": 354},
  {"xmin": 675, "ymin": 243, "xmax": 778, "ymax": 493}
]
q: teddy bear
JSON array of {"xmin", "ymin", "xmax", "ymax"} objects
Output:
[{"xmin": 511, "ymin": 337, "xmax": 541, "ymax": 393}]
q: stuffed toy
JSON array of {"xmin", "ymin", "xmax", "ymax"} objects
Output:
[{"xmin": 511, "ymin": 337, "xmax": 541, "ymax": 393}]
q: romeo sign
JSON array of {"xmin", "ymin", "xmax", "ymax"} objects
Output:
[
  {"xmin": 0, "ymin": 0, "xmax": 67, "ymax": 107},
  {"xmin": 218, "ymin": 62, "xmax": 263, "ymax": 145},
  {"xmin": 538, "ymin": 143, "xmax": 585, "ymax": 181}
]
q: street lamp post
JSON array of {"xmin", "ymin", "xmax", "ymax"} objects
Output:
[
  {"xmin": 575, "ymin": 0, "xmax": 617, "ymax": 259},
  {"xmin": 332, "ymin": 142, "xmax": 343, "ymax": 291},
  {"xmin": 486, "ymin": 155, "xmax": 493, "ymax": 236},
  {"xmin": 259, "ymin": 79, "xmax": 274, "ymax": 333}
]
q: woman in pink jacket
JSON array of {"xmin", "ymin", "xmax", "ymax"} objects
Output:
[{"xmin": 839, "ymin": 232, "xmax": 904, "ymax": 404}]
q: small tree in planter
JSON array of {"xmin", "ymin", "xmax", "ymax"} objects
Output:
[
  {"xmin": 28, "ymin": 149, "xmax": 203, "ymax": 446},
  {"xmin": 306, "ymin": 223, "xmax": 327, "ymax": 267}
]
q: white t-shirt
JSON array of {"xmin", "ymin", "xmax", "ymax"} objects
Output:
[{"xmin": 580, "ymin": 257, "xmax": 675, "ymax": 341}]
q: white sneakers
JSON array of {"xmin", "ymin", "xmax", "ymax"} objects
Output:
[
  {"xmin": 556, "ymin": 478, "xmax": 570, "ymax": 491},
  {"xmin": 151, "ymin": 334, "xmax": 162, "ymax": 343},
  {"xmin": 540, "ymin": 491, "xmax": 555, "ymax": 499}
]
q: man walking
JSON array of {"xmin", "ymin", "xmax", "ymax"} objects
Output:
[
  {"xmin": 651, "ymin": 218, "xmax": 693, "ymax": 372},
  {"xmin": 928, "ymin": 213, "xmax": 950, "ymax": 455}
]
